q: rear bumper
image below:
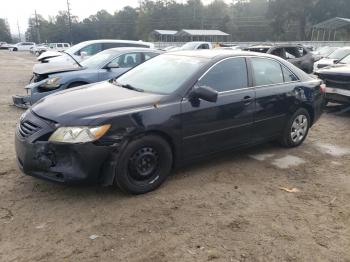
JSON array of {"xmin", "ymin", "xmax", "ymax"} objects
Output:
[
  {"xmin": 325, "ymin": 87, "xmax": 350, "ymax": 104},
  {"xmin": 15, "ymin": 133, "xmax": 115, "ymax": 184}
]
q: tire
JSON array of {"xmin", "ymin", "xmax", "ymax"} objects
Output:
[
  {"xmin": 114, "ymin": 135, "xmax": 173, "ymax": 194},
  {"xmin": 279, "ymin": 108, "xmax": 310, "ymax": 148},
  {"xmin": 13, "ymin": 48, "xmax": 18, "ymax": 51}
]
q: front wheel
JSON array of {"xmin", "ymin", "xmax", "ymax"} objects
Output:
[
  {"xmin": 279, "ymin": 108, "xmax": 310, "ymax": 148},
  {"xmin": 114, "ymin": 135, "xmax": 173, "ymax": 194}
]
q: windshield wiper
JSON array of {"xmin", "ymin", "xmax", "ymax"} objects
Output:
[
  {"xmin": 62, "ymin": 51, "xmax": 83, "ymax": 68},
  {"xmin": 113, "ymin": 81, "xmax": 144, "ymax": 92}
]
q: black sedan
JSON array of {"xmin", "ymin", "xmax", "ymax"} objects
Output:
[{"xmin": 15, "ymin": 50, "xmax": 325, "ymax": 194}]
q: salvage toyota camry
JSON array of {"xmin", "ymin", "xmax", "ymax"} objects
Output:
[{"xmin": 15, "ymin": 50, "xmax": 325, "ymax": 194}]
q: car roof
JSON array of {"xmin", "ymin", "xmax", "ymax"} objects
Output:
[
  {"xmin": 79, "ymin": 39, "xmax": 152, "ymax": 45},
  {"xmin": 164, "ymin": 49, "xmax": 280, "ymax": 60},
  {"xmin": 101, "ymin": 47, "xmax": 162, "ymax": 54}
]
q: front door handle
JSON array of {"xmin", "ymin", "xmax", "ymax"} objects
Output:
[{"xmin": 242, "ymin": 96, "xmax": 254, "ymax": 105}]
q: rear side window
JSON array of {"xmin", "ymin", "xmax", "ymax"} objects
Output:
[
  {"xmin": 57, "ymin": 44, "xmax": 63, "ymax": 48},
  {"xmin": 64, "ymin": 44, "xmax": 69, "ymax": 48},
  {"xmin": 282, "ymin": 66, "xmax": 299, "ymax": 82},
  {"xmin": 251, "ymin": 58, "xmax": 284, "ymax": 86},
  {"xmin": 198, "ymin": 44, "xmax": 210, "ymax": 49},
  {"xmin": 199, "ymin": 58, "xmax": 248, "ymax": 92}
]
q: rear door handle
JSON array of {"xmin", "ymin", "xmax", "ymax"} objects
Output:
[{"xmin": 242, "ymin": 96, "xmax": 254, "ymax": 105}]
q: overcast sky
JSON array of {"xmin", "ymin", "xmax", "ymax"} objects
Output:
[{"xmin": 1, "ymin": 0, "xmax": 227, "ymax": 38}]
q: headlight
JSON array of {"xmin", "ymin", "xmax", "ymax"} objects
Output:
[
  {"xmin": 49, "ymin": 124, "xmax": 111, "ymax": 144},
  {"xmin": 41, "ymin": 77, "xmax": 61, "ymax": 89}
]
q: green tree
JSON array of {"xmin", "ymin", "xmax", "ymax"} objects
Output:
[{"xmin": 0, "ymin": 18, "xmax": 12, "ymax": 43}]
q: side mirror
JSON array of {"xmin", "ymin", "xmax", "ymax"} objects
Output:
[
  {"xmin": 80, "ymin": 51, "xmax": 88, "ymax": 59},
  {"xmin": 189, "ymin": 85, "xmax": 218, "ymax": 103},
  {"xmin": 105, "ymin": 63, "xmax": 120, "ymax": 70}
]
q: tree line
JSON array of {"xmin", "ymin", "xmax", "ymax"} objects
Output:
[{"xmin": 1, "ymin": 0, "xmax": 350, "ymax": 44}]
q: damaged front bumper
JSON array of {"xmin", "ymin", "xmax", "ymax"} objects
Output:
[
  {"xmin": 15, "ymin": 134, "xmax": 116, "ymax": 185},
  {"xmin": 325, "ymin": 87, "xmax": 350, "ymax": 104},
  {"xmin": 13, "ymin": 94, "xmax": 31, "ymax": 109}
]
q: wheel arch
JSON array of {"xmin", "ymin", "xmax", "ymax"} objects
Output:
[{"xmin": 299, "ymin": 103, "xmax": 315, "ymax": 126}]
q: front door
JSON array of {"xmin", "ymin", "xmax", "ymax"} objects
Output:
[{"xmin": 181, "ymin": 57, "xmax": 255, "ymax": 159}]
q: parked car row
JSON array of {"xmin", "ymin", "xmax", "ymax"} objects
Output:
[{"xmin": 13, "ymin": 42, "xmax": 326, "ymax": 194}]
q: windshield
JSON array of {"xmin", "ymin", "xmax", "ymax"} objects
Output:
[
  {"xmin": 116, "ymin": 54, "xmax": 207, "ymax": 94},
  {"xmin": 317, "ymin": 46, "xmax": 337, "ymax": 56},
  {"xmin": 80, "ymin": 50, "xmax": 117, "ymax": 69},
  {"xmin": 339, "ymin": 54, "xmax": 350, "ymax": 64},
  {"xmin": 64, "ymin": 41, "xmax": 92, "ymax": 55},
  {"xmin": 328, "ymin": 48, "xmax": 350, "ymax": 60},
  {"xmin": 180, "ymin": 42, "xmax": 199, "ymax": 50}
]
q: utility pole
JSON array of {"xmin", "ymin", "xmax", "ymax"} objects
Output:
[
  {"xmin": 34, "ymin": 10, "xmax": 41, "ymax": 43},
  {"xmin": 66, "ymin": 0, "xmax": 73, "ymax": 44},
  {"xmin": 17, "ymin": 19, "xmax": 21, "ymax": 41}
]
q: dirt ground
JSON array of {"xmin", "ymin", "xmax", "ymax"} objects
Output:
[{"xmin": 0, "ymin": 51, "xmax": 350, "ymax": 262}]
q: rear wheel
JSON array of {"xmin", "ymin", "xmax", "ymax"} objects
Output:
[
  {"xmin": 114, "ymin": 135, "xmax": 172, "ymax": 194},
  {"xmin": 13, "ymin": 48, "xmax": 18, "ymax": 51},
  {"xmin": 279, "ymin": 108, "xmax": 310, "ymax": 148}
]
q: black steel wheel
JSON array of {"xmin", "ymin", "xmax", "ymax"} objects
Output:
[{"xmin": 114, "ymin": 135, "xmax": 172, "ymax": 194}]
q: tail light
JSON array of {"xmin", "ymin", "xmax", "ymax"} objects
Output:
[{"xmin": 320, "ymin": 83, "xmax": 326, "ymax": 93}]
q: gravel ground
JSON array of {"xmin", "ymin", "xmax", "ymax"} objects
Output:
[{"xmin": 0, "ymin": 51, "xmax": 350, "ymax": 262}]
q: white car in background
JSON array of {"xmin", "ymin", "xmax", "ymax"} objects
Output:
[
  {"xmin": 37, "ymin": 39, "xmax": 155, "ymax": 64},
  {"xmin": 32, "ymin": 43, "xmax": 71, "ymax": 56},
  {"xmin": 314, "ymin": 47, "xmax": 350, "ymax": 71},
  {"xmin": 170, "ymin": 41, "xmax": 213, "ymax": 51},
  {"xmin": 9, "ymin": 42, "xmax": 36, "ymax": 51}
]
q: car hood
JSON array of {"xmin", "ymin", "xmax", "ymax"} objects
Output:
[
  {"xmin": 33, "ymin": 62, "xmax": 83, "ymax": 75},
  {"xmin": 37, "ymin": 50, "xmax": 63, "ymax": 61},
  {"xmin": 316, "ymin": 64, "xmax": 350, "ymax": 77},
  {"xmin": 32, "ymin": 81, "xmax": 165, "ymax": 125},
  {"xmin": 316, "ymin": 58, "xmax": 337, "ymax": 65}
]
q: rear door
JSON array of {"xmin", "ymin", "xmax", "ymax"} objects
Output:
[
  {"xmin": 249, "ymin": 57, "xmax": 300, "ymax": 141},
  {"xmin": 181, "ymin": 57, "xmax": 255, "ymax": 158}
]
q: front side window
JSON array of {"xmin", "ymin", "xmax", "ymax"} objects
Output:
[
  {"xmin": 198, "ymin": 58, "xmax": 248, "ymax": 92},
  {"xmin": 108, "ymin": 53, "xmax": 142, "ymax": 68},
  {"xmin": 251, "ymin": 57, "xmax": 284, "ymax": 86},
  {"xmin": 116, "ymin": 54, "xmax": 207, "ymax": 94},
  {"xmin": 285, "ymin": 47, "xmax": 302, "ymax": 59},
  {"xmin": 57, "ymin": 44, "xmax": 63, "ymax": 48}
]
